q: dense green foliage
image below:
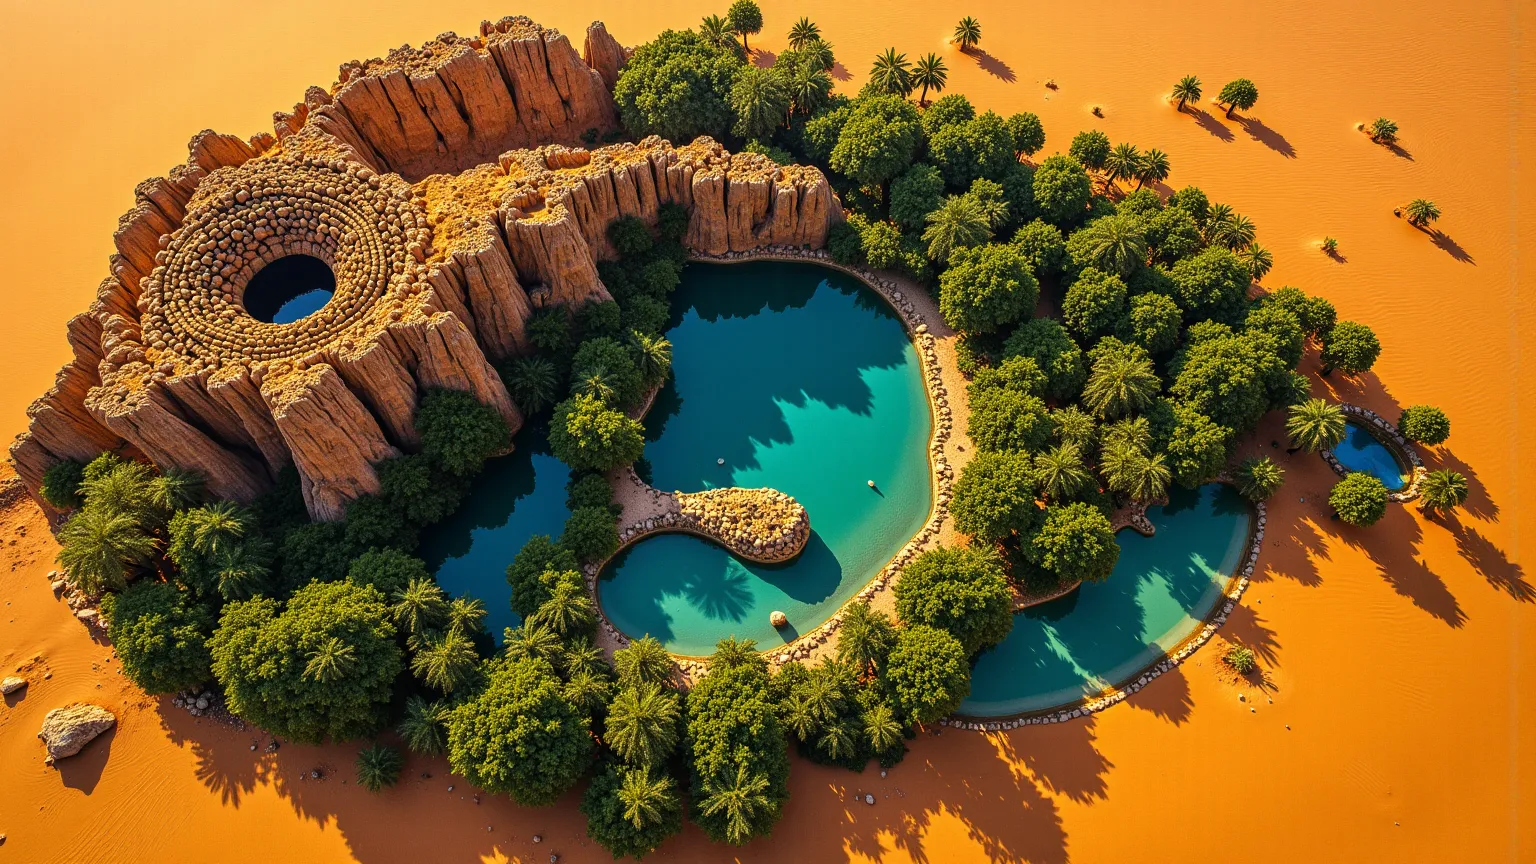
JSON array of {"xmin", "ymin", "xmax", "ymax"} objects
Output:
[
  {"xmin": 1030, "ymin": 502, "xmax": 1120, "ymax": 583},
  {"xmin": 1398, "ymin": 405, "xmax": 1450, "ymax": 445},
  {"xmin": 614, "ymin": 30, "xmax": 744, "ymax": 141},
  {"xmin": 938, "ymin": 244, "xmax": 1038, "ymax": 333},
  {"xmin": 685, "ymin": 642, "xmax": 790, "ymax": 845},
  {"xmin": 40, "ymin": 459, "xmax": 85, "ymax": 509},
  {"xmin": 884, "ymin": 625, "xmax": 970, "ymax": 725},
  {"xmin": 1329, "ymin": 472, "xmax": 1390, "ymax": 526},
  {"xmin": 550, "ymin": 394, "xmax": 647, "ymax": 472},
  {"xmin": 447, "ymin": 655, "xmax": 594, "ymax": 806},
  {"xmin": 102, "ymin": 580, "xmax": 214, "ymax": 694},
  {"xmin": 894, "ymin": 547, "xmax": 1014, "ymax": 655},
  {"xmin": 210, "ymin": 579, "xmax": 402, "ymax": 744}
]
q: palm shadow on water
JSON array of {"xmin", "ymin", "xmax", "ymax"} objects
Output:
[{"xmin": 647, "ymin": 261, "xmax": 913, "ymax": 482}]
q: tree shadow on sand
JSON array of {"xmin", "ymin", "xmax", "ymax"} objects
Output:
[
  {"xmin": 829, "ymin": 61, "xmax": 852, "ymax": 82},
  {"xmin": 1448, "ymin": 517, "xmax": 1534, "ymax": 602},
  {"xmin": 1429, "ymin": 230, "xmax": 1475, "ymax": 263},
  {"xmin": 752, "ymin": 48, "xmax": 776, "ymax": 69},
  {"xmin": 1123, "ymin": 662, "xmax": 1195, "ymax": 725},
  {"xmin": 1422, "ymin": 446, "xmax": 1499, "ymax": 522},
  {"xmin": 832, "ymin": 738, "xmax": 1070, "ymax": 864},
  {"xmin": 1190, "ymin": 108, "xmax": 1235, "ymax": 142},
  {"xmin": 968, "ymin": 49, "xmax": 1016, "ymax": 83},
  {"xmin": 1237, "ymin": 117, "xmax": 1297, "ymax": 158},
  {"xmin": 1222, "ymin": 600, "xmax": 1283, "ymax": 666}
]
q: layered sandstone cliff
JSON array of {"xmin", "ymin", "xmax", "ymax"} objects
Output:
[{"xmin": 11, "ymin": 17, "xmax": 843, "ymax": 522}]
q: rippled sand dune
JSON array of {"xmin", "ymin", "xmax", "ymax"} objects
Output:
[{"xmin": 0, "ymin": 1, "xmax": 1532, "ymax": 861}]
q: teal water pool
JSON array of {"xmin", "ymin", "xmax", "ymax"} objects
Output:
[
  {"xmin": 960, "ymin": 484, "xmax": 1252, "ymax": 717},
  {"xmin": 416, "ymin": 424, "xmax": 572, "ymax": 638},
  {"xmin": 598, "ymin": 261, "xmax": 933, "ymax": 656},
  {"xmin": 1330, "ymin": 422, "xmax": 1408, "ymax": 491}
]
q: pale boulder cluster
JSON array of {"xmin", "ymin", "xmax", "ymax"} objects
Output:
[
  {"xmin": 674, "ymin": 487, "xmax": 810, "ymax": 563},
  {"xmin": 11, "ymin": 17, "xmax": 840, "ymax": 525}
]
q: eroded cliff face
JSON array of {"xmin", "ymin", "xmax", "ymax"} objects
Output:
[{"xmin": 11, "ymin": 17, "xmax": 843, "ymax": 522}]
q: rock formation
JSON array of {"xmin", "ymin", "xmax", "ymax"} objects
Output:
[
  {"xmin": 38, "ymin": 703, "xmax": 116, "ymax": 763},
  {"xmin": 1, "ymin": 676, "xmax": 26, "ymax": 695},
  {"xmin": 10, "ymin": 17, "xmax": 842, "ymax": 522},
  {"xmin": 674, "ymin": 487, "xmax": 811, "ymax": 563}
]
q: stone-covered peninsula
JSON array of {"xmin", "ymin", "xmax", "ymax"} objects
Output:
[{"xmin": 10, "ymin": 16, "xmax": 840, "ymax": 521}]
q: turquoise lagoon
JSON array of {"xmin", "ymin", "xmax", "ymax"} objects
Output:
[
  {"xmin": 961, "ymin": 484, "xmax": 1253, "ymax": 717},
  {"xmin": 1330, "ymin": 422, "xmax": 1409, "ymax": 491},
  {"xmin": 417, "ymin": 423, "xmax": 572, "ymax": 638},
  {"xmin": 598, "ymin": 261, "xmax": 933, "ymax": 656}
]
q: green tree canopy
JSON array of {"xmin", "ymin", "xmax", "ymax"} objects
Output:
[
  {"xmin": 1168, "ymin": 246, "xmax": 1251, "ymax": 323},
  {"xmin": 447, "ymin": 655, "xmax": 594, "ymax": 806},
  {"xmin": 1006, "ymin": 112, "xmax": 1046, "ymax": 156},
  {"xmin": 1031, "ymin": 502, "xmax": 1120, "ymax": 583},
  {"xmin": 101, "ymin": 580, "xmax": 213, "ymax": 695},
  {"xmin": 1010, "ymin": 219, "xmax": 1067, "ymax": 279},
  {"xmin": 928, "ymin": 111, "xmax": 1016, "ymax": 189},
  {"xmin": 1003, "ymin": 318, "xmax": 1088, "ymax": 401},
  {"xmin": 951, "ymin": 450, "xmax": 1040, "ymax": 543},
  {"xmin": 967, "ymin": 387, "xmax": 1053, "ymax": 454},
  {"xmin": 938, "ymin": 243, "xmax": 1038, "ymax": 333},
  {"xmin": 1398, "ymin": 405, "xmax": 1450, "ymax": 445},
  {"xmin": 1032, "ymin": 155, "xmax": 1093, "ymax": 226},
  {"xmin": 1123, "ymin": 292, "xmax": 1183, "ymax": 354},
  {"xmin": 417, "ymin": 388, "xmax": 510, "ymax": 477},
  {"xmin": 1063, "ymin": 267, "xmax": 1131, "ymax": 340},
  {"xmin": 830, "ymin": 96, "xmax": 923, "ymax": 200},
  {"xmin": 614, "ymin": 30, "xmax": 743, "ymax": 141},
  {"xmin": 1216, "ymin": 78, "xmax": 1259, "ymax": 118},
  {"xmin": 894, "ymin": 546, "xmax": 1014, "ymax": 655},
  {"xmin": 550, "ymin": 394, "xmax": 646, "ymax": 472},
  {"xmin": 1235, "ymin": 456, "xmax": 1286, "ymax": 501},
  {"xmin": 1069, "ymin": 130, "xmax": 1111, "ymax": 171},
  {"xmin": 726, "ymin": 0, "xmax": 763, "ymax": 50},
  {"xmin": 889, "ymin": 164, "xmax": 945, "ymax": 232},
  {"xmin": 730, "ymin": 66, "xmax": 790, "ymax": 140},
  {"xmin": 922, "ymin": 195, "xmax": 994, "ymax": 264},
  {"xmin": 210, "ymin": 580, "xmax": 402, "ymax": 743},
  {"xmin": 1320, "ymin": 321, "xmax": 1382, "ymax": 376},
  {"xmin": 884, "ymin": 625, "xmax": 970, "ymax": 725},
  {"xmin": 685, "ymin": 644, "xmax": 790, "ymax": 845},
  {"xmin": 1329, "ymin": 473, "xmax": 1389, "ymax": 526},
  {"xmin": 581, "ymin": 762, "xmax": 685, "ymax": 859}
]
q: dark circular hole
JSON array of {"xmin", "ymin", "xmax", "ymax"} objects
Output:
[{"xmin": 243, "ymin": 255, "xmax": 336, "ymax": 324}]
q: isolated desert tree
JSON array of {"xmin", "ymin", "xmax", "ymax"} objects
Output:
[
  {"xmin": 953, "ymin": 17, "xmax": 982, "ymax": 51},
  {"xmin": 1320, "ymin": 321, "xmax": 1382, "ymax": 376},
  {"xmin": 1368, "ymin": 117, "xmax": 1399, "ymax": 144},
  {"xmin": 1404, "ymin": 198, "xmax": 1441, "ymax": 228},
  {"xmin": 1329, "ymin": 473, "xmax": 1389, "ymax": 526},
  {"xmin": 1216, "ymin": 78, "xmax": 1259, "ymax": 118},
  {"xmin": 1285, "ymin": 399, "xmax": 1347, "ymax": 453},
  {"xmin": 727, "ymin": 0, "xmax": 763, "ymax": 51},
  {"xmin": 1171, "ymin": 75, "xmax": 1202, "ymax": 111},
  {"xmin": 1398, "ymin": 405, "xmax": 1451, "ymax": 445}
]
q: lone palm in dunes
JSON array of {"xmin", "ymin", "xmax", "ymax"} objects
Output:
[
  {"xmin": 1404, "ymin": 198, "xmax": 1441, "ymax": 229},
  {"xmin": 1171, "ymin": 75, "xmax": 1202, "ymax": 111},
  {"xmin": 913, "ymin": 53, "xmax": 948, "ymax": 104},
  {"xmin": 953, "ymin": 17, "xmax": 982, "ymax": 52}
]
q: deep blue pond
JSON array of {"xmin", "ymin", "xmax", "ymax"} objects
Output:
[{"xmin": 1331, "ymin": 422, "xmax": 1408, "ymax": 491}]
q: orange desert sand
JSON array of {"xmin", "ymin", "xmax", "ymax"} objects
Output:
[{"xmin": 0, "ymin": 1, "xmax": 1533, "ymax": 862}]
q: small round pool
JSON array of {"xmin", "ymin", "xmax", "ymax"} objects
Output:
[
  {"xmin": 242, "ymin": 254, "xmax": 336, "ymax": 324},
  {"xmin": 960, "ymin": 483, "xmax": 1252, "ymax": 717},
  {"xmin": 598, "ymin": 261, "xmax": 933, "ymax": 656},
  {"xmin": 1330, "ymin": 422, "xmax": 1408, "ymax": 491},
  {"xmin": 416, "ymin": 424, "xmax": 572, "ymax": 638}
]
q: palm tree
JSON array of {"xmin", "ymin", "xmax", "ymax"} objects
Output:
[
  {"xmin": 1079, "ymin": 216, "xmax": 1148, "ymax": 277},
  {"xmin": 730, "ymin": 67, "xmax": 790, "ymax": 139},
  {"xmin": 787, "ymin": 17, "xmax": 820, "ymax": 50},
  {"xmin": 560, "ymin": 636, "xmax": 607, "ymax": 679},
  {"xmin": 1171, "ymin": 75, "xmax": 1202, "ymax": 111},
  {"xmin": 922, "ymin": 195, "xmax": 992, "ymax": 263},
  {"xmin": 186, "ymin": 501, "xmax": 246, "ymax": 557},
  {"xmin": 397, "ymin": 695, "xmax": 451, "ymax": 755},
  {"xmin": 835, "ymin": 602, "xmax": 894, "ymax": 680},
  {"xmin": 304, "ymin": 636, "xmax": 359, "ymax": 683},
  {"xmin": 1202, "ymin": 203, "xmax": 1235, "ymax": 245},
  {"xmin": 1286, "ymin": 399, "xmax": 1347, "ymax": 453},
  {"xmin": 1321, "ymin": 237, "xmax": 1341, "ymax": 257},
  {"xmin": 213, "ymin": 538, "xmax": 271, "ymax": 601},
  {"xmin": 502, "ymin": 621, "xmax": 564, "ymax": 665},
  {"xmin": 863, "ymin": 702, "xmax": 903, "ymax": 753},
  {"xmin": 618, "ymin": 766, "xmax": 677, "ymax": 829},
  {"xmin": 699, "ymin": 15, "xmax": 738, "ymax": 51},
  {"xmin": 1102, "ymin": 142, "xmax": 1142, "ymax": 189},
  {"xmin": 1099, "ymin": 441, "xmax": 1142, "ymax": 493},
  {"xmin": 953, "ymin": 17, "xmax": 982, "ymax": 52},
  {"xmin": 503, "ymin": 356, "xmax": 559, "ymax": 415},
  {"xmin": 564, "ymin": 668, "xmax": 615, "ymax": 716},
  {"xmin": 529, "ymin": 578, "xmax": 596, "ymax": 637},
  {"xmin": 411, "ymin": 628, "xmax": 479, "ymax": 693},
  {"xmin": 79, "ymin": 459, "xmax": 161, "ymax": 524},
  {"xmin": 1122, "ymin": 452, "xmax": 1172, "ymax": 503},
  {"xmin": 787, "ymin": 63, "xmax": 833, "ymax": 116},
  {"xmin": 783, "ymin": 695, "xmax": 818, "ymax": 740},
  {"xmin": 868, "ymin": 49, "xmax": 913, "ymax": 97},
  {"xmin": 1235, "ymin": 456, "xmax": 1286, "ymax": 501},
  {"xmin": 1240, "ymin": 242, "xmax": 1273, "ymax": 281},
  {"xmin": 801, "ymin": 669, "xmax": 846, "ymax": 724},
  {"xmin": 614, "ymin": 635, "xmax": 675, "ymax": 687},
  {"xmin": 1404, "ymin": 198, "xmax": 1440, "ymax": 229},
  {"xmin": 709, "ymin": 636, "xmax": 759, "ymax": 670},
  {"xmin": 819, "ymin": 721, "xmax": 856, "ymax": 761},
  {"xmin": 1214, "ymin": 213, "xmax": 1257, "ymax": 250},
  {"xmin": 802, "ymin": 39, "xmax": 836, "ymax": 72},
  {"xmin": 1418, "ymin": 470, "xmax": 1469, "ymax": 517},
  {"xmin": 576, "ymin": 369, "xmax": 618, "ymax": 404},
  {"xmin": 699, "ymin": 765, "xmax": 774, "ymax": 845},
  {"xmin": 446, "ymin": 596, "xmax": 486, "ymax": 637},
  {"xmin": 912, "ymin": 53, "xmax": 948, "ymax": 104},
  {"xmin": 1102, "ymin": 416, "xmax": 1152, "ymax": 453},
  {"xmin": 392, "ymin": 577, "xmax": 449, "ymax": 637},
  {"xmin": 1134, "ymin": 148, "xmax": 1171, "ymax": 190},
  {"xmin": 606, "ymin": 683, "xmax": 681, "ymax": 766},
  {"xmin": 56, "ymin": 507, "xmax": 157, "ymax": 594},
  {"xmin": 1368, "ymin": 117, "xmax": 1399, "ymax": 144},
  {"xmin": 355, "ymin": 743, "xmax": 403, "ymax": 792},
  {"xmin": 629, "ymin": 332, "xmax": 672, "ymax": 387},
  {"xmin": 1035, "ymin": 443, "xmax": 1092, "ymax": 500},
  {"xmin": 150, "ymin": 468, "xmax": 204, "ymax": 513},
  {"xmin": 1083, "ymin": 353, "xmax": 1161, "ymax": 419}
]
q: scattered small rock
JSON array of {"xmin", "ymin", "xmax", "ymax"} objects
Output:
[
  {"xmin": 532, "ymin": 834, "xmax": 543, "ymax": 843},
  {"xmin": 864, "ymin": 793, "xmax": 875, "ymax": 805}
]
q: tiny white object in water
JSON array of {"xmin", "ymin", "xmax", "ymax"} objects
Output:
[
  {"xmin": 867, "ymin": 480, "xmax": 876, "ymax": 487},
  {"xmin": 717, "ymin": 458, "xmax": 725, "ymax": 465}
]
